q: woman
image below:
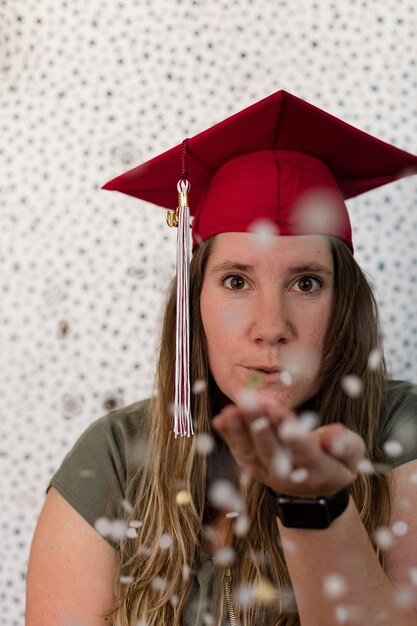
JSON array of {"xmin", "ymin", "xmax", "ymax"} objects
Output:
[{"xmin": 26, "ymin": 91, "xmax": 417, "ymax": 625}]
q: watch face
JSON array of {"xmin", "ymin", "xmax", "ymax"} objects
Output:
[{"xmin": 279, "ymin": 500, "xmax": 332, "ymax": 529}]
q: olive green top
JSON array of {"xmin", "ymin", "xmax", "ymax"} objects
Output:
[{"xmin": 46, "ymin": 379, "xmax": 417, "ymax": 623}]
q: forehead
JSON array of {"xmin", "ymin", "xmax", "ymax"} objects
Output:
[{"xmin": 207, "ymin": 232, "xmax": 333, "ymax": 266}]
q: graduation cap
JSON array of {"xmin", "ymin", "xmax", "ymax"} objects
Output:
[{"xmin": 102, "ymin": 90, "xmax": 417, "ymax": 436}]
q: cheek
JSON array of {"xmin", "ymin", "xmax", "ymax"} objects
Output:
[
  {"xmin": 201, "ymin": 289, "xmax": 246, "ymax": 343},
  {"xmin": 200, "ymin": 292, "xmax": 246, "ymax": 382}
]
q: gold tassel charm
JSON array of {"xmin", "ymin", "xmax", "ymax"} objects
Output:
[
  {"xmin": 166, "ymin": 208, "xmax": 179, "ymax": 227},
  {"xmin": 166, "ymin": 181, "xmax": 190, "ymax": 228}
]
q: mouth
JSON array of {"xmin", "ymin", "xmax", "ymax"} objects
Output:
[{"xmin": 244, "ymin": 366, "xmax": 282, "ymax": 383}]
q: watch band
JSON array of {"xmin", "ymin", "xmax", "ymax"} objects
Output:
[{"xmin": 267, "ymin": 486, "xmax": 350, "ymax": 529}]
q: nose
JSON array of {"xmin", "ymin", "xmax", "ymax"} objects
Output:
[{"xmin": 249, "ymin": 292, "xmax": 293, "ymax": 345}]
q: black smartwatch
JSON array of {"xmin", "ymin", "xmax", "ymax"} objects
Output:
[{"xmin": 267, "ymin": 486, "xmax": 350, "ymax": 529}]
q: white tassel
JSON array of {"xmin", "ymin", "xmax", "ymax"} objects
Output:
[{"xmin": 173, "ymin": 179, "xmax": 193, "ymax": 437}]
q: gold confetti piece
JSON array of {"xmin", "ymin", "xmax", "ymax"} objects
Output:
[
  {"xmin": 175, "ymin": 490, "xmax": 192, "ymax": 505},
  {"xmin": 252, "ymin": 578, "xmax": 278, "ymax": 603},
  {"xmin": 246, "ymin": 371, "xmax": 264, "ymax": 389}
]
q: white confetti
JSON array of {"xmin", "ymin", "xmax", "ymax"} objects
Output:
[
  {"xmin": 111, "ymin": 520, "xmax": 129, "ymax": 540},
  {"xmin": 234, "ymin": 514, "xmax": 250, "ymax": 537},
  {"xmin": 334, "ymin": 604, "xmax": 349, "ymax": 623},
  {"xmin": 280, "ymin": 538, "xmax": 297, "ymax": 553},
  {"xmin": 341, "ymin": 375, "xmax": 363, "ymax": 398},
  {"xmin": 195, "ymin": 433, "xmax": 214, "ymax": 455},
  {"xmin": 293, "ymin": 187, "xmax": 346, "ymax": 235},
  {"xmin": 374, "ymin": 526, "xmax": 394, "ymax": 550},
  {"xmin": 334, "ymin": 604, "xmax": 363, "ymax": 623},
  {"xmin": 409, "ymin": 567, "xmax": 417, "ymax": 586},
  {"xmin": 151, "ymin": 576, "xmax": 167, "ymax": 592},
  {"xmin": 281, "ymin": 348, "xmax": 321, "ymax": 383},
  {"xmin": 159, "ymin": 533, "xmax": 173, "ymax": 549},
  {"xmin": 233, "ymin": 583, "xmax": 255, "ymax": 609},
  {"xmin": 248, "ymin": 218, "xmax": 279, "ymax": 248},
  {"xmin": 298, "ymin": 410, "xmax": 318, "ymax": 431},
  {"xmin": 94, "ymin": 517, "xmax": 113, "ymax": 536},
  {"xmin": 330, "ymin": 432, "xmax": 353, "ymax": 457},
  {"xmin": 136, "ymin": 620, "xmax": 147, "ymax": 626},
  {"xmin": 323, "ymin": 573, "xmax": 348, "ymax": 599},
  {"xmin": 192, "ymin": 379, "xmax": 206, "ymax": 394},
  {"xmin": 236, "ymin": 387, "xmax": 260, "ymax": 411},
  {"xmin": 250, "ymin": 416, "xmax": 270, "ymax": 433},
  {"xmin": 170, "ymin": 594, "xmax": 179, "ymax": 607},
  {"xmin": 272, "ymin": 447, "xmax": 293, "ymax": 478},
  {"xmin": 279, "ymin": 418, "xmax": 310, "ymax": 440},
  {"xmin": 120, "ymin": 575, "xmax": 134, "ymax": 584},
  {"xmin": 213, "ymin": 547, "xmax": 236, "ymax": 566},
  {"xmin": 356, "ymin": 458, "xmax": 375, "ymax": 474},
  {"xmin": 399, "ymin": 498, "xmax": 412, "ymax": 511},
  {"xmin": 226, "ymin": 511, "xmax": 239, "ymax": 518},
  {"xmin": 290, "ymin": 468, "xmax": 309, "ymax": 483},
  {"xmin": 393, "ymin": 586, "xmax": 416, "ymax": 610},
  {"xmin": 202, "ymin": 613, "xmax": 215, "ymax": 626},
  {"xmin": 203, "ymin": 524, "xmax": 218, "ymax": 545},
  {"xmin": 280, "ymin": 370, "xmax": 293, "ymax": 386},
  {"xmin": 208, "ymin": 480, "xmax": 244, "ymax": 513},
  {"xmin": 182, "ymin": 564, "xmax": 191, "ymax": 581},
  {"xmin": 409, "ymin": 472, "xmax": 417, "ymax": 484},
  {"xmin": 392, "ymin": 521, "xmax": 409, "ymax": 537},
  {"xmin": 367, "ymin": 348, "xmax": 382, "ymax": 370},
  {"xmin": 126, "ymin": 527, "xmax": 138, "ymax": 539},
  {"xmin": 383, "ymin": 440, "xmax": 403, "ymax": 458},
  {"xmin": 129, "ymin": 519, "xmax": 143, "ymax": 528},
  {"xmin": 78, "ymin": 469, "xmax": 96, "ymax": 478},
  {"xmin": 122, "ymin": 499, "xmax": 133, "ymax": 513}
]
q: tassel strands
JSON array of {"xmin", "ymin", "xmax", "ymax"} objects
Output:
[{"xmin": 171, "ymin": 178, "xmax": 193, "ymax": 436}]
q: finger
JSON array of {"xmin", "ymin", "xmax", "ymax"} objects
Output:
[
  {"xmin": 245, "ymin": 415, "xmax": 282, "ymax": 470},
  {"xmin": 321, "ymin": 427, "xmax": 366, "ymax": 473},
  {"xmin": 215, "ymin": 412, "xmax": 260, "ymax": 470}
]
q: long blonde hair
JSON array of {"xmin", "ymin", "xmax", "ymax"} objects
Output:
[{"xmin": 106, "ymin": 235, "xmax": 392, "ymax": 626}]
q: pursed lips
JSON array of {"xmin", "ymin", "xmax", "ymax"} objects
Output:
[{"xmin": 242, "ymin": 365, "xmax": 283, "ymax": 383}]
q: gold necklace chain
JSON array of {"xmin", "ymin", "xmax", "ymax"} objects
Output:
[{"xmin": 225, "ymin": 567, "xmax": 237, "ymax": 626}]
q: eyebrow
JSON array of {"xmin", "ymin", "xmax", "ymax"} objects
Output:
[{"xmin": 210, "ymin": 261, "xmax": 333, "ymax": 275}]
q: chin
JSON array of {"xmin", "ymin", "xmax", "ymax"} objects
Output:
[{"xmin": 239, "ymin": 384, "xmax": 316, "ymax": 412}]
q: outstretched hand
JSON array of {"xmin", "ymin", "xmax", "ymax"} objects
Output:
[{"xmin": 211, "ymin": 401, "xmax": 366, "ymax": 498}]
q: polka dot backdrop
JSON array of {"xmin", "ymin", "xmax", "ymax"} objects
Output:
[{"xmin": 1, "ymin": 0, "xmax": 417, "ymax": 622}]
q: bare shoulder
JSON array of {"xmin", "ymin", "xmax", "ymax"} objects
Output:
[
  {"xmin": 26, "ymin": 486, "xmax": 120, "ymax": 625},
  {"xmin": 384, "ymin": 459, "xmax": 417, "ymax": 588}
]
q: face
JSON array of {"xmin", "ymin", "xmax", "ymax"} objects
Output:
[{"xmin": 200, "ymin": 233, "xmax": 334, "ymax": 410}]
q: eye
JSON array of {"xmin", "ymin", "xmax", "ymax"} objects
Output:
[
  {"xmin": 222, "ymin": 274, "xmax": 249, "ymax": 290},
  {"xmin": 293, "ymin": 275, "xmax": 323, "ymax": 293}
]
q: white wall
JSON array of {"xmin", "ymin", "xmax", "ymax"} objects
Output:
[{"xmin": 1, "ymin": 0, "xmax": 417, "ymax": 622}]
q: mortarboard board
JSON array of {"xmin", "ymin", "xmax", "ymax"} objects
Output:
[
  {"xmin": 102, "ymin": 90, "xmax": 417, "ymax": 436},
  {"xmin": 102, "ymin": 89, "xmax": 417, "ymax": 252}
]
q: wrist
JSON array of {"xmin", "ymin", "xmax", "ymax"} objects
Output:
[{"xmin": 266, "ymin": 486, "xmax": 350, "ymax": 529}]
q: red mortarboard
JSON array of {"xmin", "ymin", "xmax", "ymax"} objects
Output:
[
  {"xmin": 103, "ymin": 89, "xmax": 417, "ymax": 252},
  {"xmin": 102, "ymin": 90, "xmax": 417, "ymax": 436}
]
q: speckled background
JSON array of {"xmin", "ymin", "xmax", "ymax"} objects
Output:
[{"xmin": 1, "ymin": 0, "xmax": 417, "ymax": 622}]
